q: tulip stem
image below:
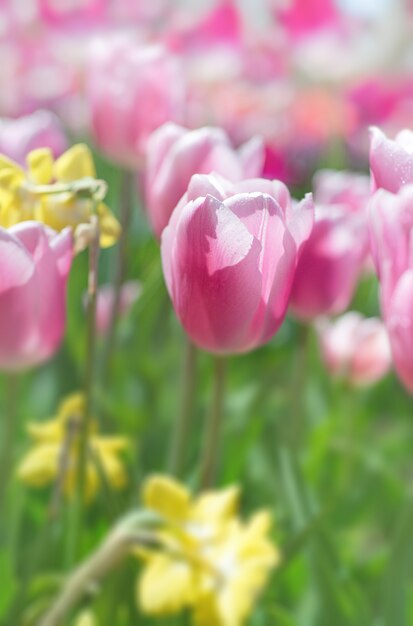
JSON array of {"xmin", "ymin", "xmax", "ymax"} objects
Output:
[
  {"xmin": 200, "ymin": 356, "xmax": 227, "ymax": 489},
  {"xmin": 102, "ymin": 170, "xmax": 134, "ymax": 384},
  {"xmin": 169, "ymin": 339, "xmax": 198, "ymax": 476},
  {"xmin": 0, "ymin": 373, "xmax": 18, "ymax": 504},
  {"xmin": 71, "ymin": 213, "xmax": 100, "ymax": 560}
]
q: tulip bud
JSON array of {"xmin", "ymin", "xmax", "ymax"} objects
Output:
[{"xmin": 161, "ymin": 173, "xmax": 313, "ymax": 354}]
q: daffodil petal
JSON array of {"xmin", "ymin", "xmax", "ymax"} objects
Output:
[
  {"xmin": 139, "ymin": 555, "xmax": 196, "ymax": 614},
  {"xmin": 143, "ymin": 475, "xmax": 191, "ymax": 521},
  {"xmin": 27, "ymin": 148, "xmax": 54, "ymax": 185},
  {"xmin": 54, "ymin": 144, "xmax": 96, "ymax": 182}
]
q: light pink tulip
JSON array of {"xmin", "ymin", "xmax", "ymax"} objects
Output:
[
  {"xmin": 289, "ymin": 204, "xmax": 368, "ymax": 320},
  {"xmin": 369, "ymin": 185, "xmax": 413, "ymax": 391},
  {"xmin": 0, "ymin": 222, "xmax": 73, "ymax": 371},
  {"xmin": 86, "ymin": 36, "xmax": 185, "ymax": 169},
  {"xmin": 145, "ymin": 122, "xmax": 264, "ymax": 237},
  {"xmin": 317, "ymin": 312, "xmax": 391, "ymax": 387},
  {"xmin": 313, "ymin": 169, "xmax": 370, "ymax": 213},
  {"xmin": 370, "ymin": 127, "xmax": 413, "ymax": 193},
  {"xmin": 0, "ymin": 110, "xmax": 67, "ymax": 166},
  {"xmin": 94, "ymin": 280, "xmax": 142, "ymax": 336},
  {"xmin": 161, "ymin": 173, "xmax": 314, "ymax": 354}
]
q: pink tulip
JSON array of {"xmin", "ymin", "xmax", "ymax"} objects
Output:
[
  {"xmin": 313, "ymin": 169, "xmax": 370, "ymax": 213},
  {"xmin": 317, "ymin": 312, "xmax": 391, "ymax": 387},
  {"xmin": 161, "ymin": 173, "xmax": 314, "ymax": 354},
  {"xmin": 289, "ymin": 203, "xmax": 368, "ymax": 320},
  {"xmin": 145, "ymin": 122, "xmax": 264, "ymax": 237},
  {"xmin": 370, "ymin": 127, "xmax": 413, "ymax": 193},
  {"xmin": 0, "ymin": 222, "xmax": 73, "ymax": 371},
  {"xmin": 86, "ymin": 35, "xmax": 186, "ymax": 169},
  {"xmin": 0, "ymin": 110, "xmax": 68, "ymax": 166},
  {"xmin": 93, "ymin": 280, "xmax": 142, "ymax": 336},
  {"xmin": 369, "ymin": 185, "xmax": 413, "ymax": 391}
]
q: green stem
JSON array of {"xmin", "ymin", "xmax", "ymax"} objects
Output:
[
  {"xmin": 168, "ymin": 339, "xmax": 198, "ymax": 477},
  {"xmin": 70, "ymin": 214, "xmax": 100, "ymax": 561},
  {"xmin": 200, "ymin": 357, "xmax": 227, "ymax": 489},
  {"xmin": 102, "ymin": 170, "xmax": 134, "ymax": 384},
  {"xmin": 0, "ymin": 374, "xmax": 18, "ymax": 504}
]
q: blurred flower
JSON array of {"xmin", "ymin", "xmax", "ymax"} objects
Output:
[
  {"xmin": 17, "ymin": 393, "xmax": 130, "ymax": 500},
  {"xmin": 369, "ymin": 185, "xmax": 413, "ymax": 392},
  {"xmin": 313, "ymin": 169, "xmax": 370, "ymax": 212},
  {"xmin": 86, "ymin": 35, "xmax": 185, "ymax": 169},
  {"xmin": 87, "ymin": 280, "xmax": 142, "ymax": 336},
  {"xmin": 74, "ymin": 609, "xmax": 96, "ymax": 626},
  {"xmin": 138, "ymin": 475, "xmax": 279, "ymax": 626},
  {"xmin": 161, "ymin": 173, "xmax": 313, "ymax": 354},
  {"xmin": 0, "ymin": 143, "xmax": 120, "ymax": 247},
  {"xmin": 0, "ymin": 110, "xmax": 68, "ymax": 166},
  {"xmin": 0, "ymin": 221, "xmax": 72, "ymax": 371},
  {"xmin": 145, "ymin": 122, "xmax": 263, "ymax": 236},
  {"xmin": 317, "ymin": 312, "xmax": 391, "ymax": 387},
  {"xmin": 289, "ymin": 201, "xmax": 369, "ymax": 320},
  {"xmin": 370, "ymin": 127, "xmax": 413, "ymax": 193}
]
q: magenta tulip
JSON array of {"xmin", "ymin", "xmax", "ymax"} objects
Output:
[
  {"xmin": 317, "ymin": 312, "xmax": 391, "ymax": 387},
  {"xmin": 289, "ymin": 202, "xmax": 368, "ymax": 320},
  {"xmin": 0, "ymin": 110, "xmax": 68, "ymax": 166},
  {"xmin": 370, "ymin": 127, "xmax": 413, "ymax": 193},
  {"xmin": 161, "ymin": 173, "xmax": 314, "ymax": 354},
  {"xmin": 86, "ymin": 36, "xmax": 185, "ymax": 169},
  {"xmin": 369, "ymin": 185, "xmax": 413, "ymax": 391},
  {"xmin": 0, "ymin": 222, "xmax": 73, "ymax": 371},
  {"xmin": 145, "ymin": 123, "xmax": 263, "ymax": 237}
]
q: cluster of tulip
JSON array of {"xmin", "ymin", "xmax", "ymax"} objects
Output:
[{"xmin": 1, "ymin": 1, "xmax": 413, "ymax": 626}]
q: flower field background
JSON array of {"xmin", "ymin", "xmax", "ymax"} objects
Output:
[{"xmin": 0, "ymin": 1, "xmax": 413, "ymax": 625}]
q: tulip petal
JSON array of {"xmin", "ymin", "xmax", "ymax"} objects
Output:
[
  {"xmin": 387, "ymin": 270, "xmax": 413, "ymax": 392},
  {"xmin": 370, "ymin": 126, "xmax": 413, "ymax": 193},
  {"xmin": 169, "ymin": 194, "xmax": 263, "ymax": 353}
]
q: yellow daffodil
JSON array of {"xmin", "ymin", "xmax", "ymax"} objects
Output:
[
  {"xmin": 137, "ymin": 475, "xmax": 279, "ymax": 626},
  {"xmin": 17, "ymin": 393, "xmax": 129, "ymax": 501},
  {"xmin": 0, "ymin": 144, "xmax": 120, "ymax": 247}
]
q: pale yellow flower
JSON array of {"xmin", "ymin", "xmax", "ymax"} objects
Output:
[
  {"xmin": 137, "ymin": 475, "xmax": 279, "ymax": 626},
  {"xmin": 0, "ymin": 144, "xmax": 120, "ymax": 247},
  {"xmin": 17, "ymin": 393, "xmax": 129, "ymax": 501}
]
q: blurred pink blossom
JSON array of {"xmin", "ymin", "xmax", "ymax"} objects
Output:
[
  {"xmin": 369, "ymin": 185, "xmax": 413, "ymax": 392},
  {"xmin": 0, "ymin": 110, "xmax": 67, "ymax": 166},
  {"xmin": 144, "ymin": 122, "xmax": 264, "ymax": 237},
  {"xmin": 86, "ymin": 35, "xmax": 186, "ymax": 169},
  {"xmin": 317, "ymin": 312, "xmax": 391, "ymax": 387},
  {"xmin": 94, "ymin": 280, "xmax": 142, "ymax": 336},
  {"xmin": 289, "ymin": 203, "xmax": 368, "ymax": 320},
  {"xmin": 0, "ymin": 222, "xmax": 73, "ymax": 372}
]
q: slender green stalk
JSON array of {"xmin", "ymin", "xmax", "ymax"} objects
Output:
[
  {"xmin": 0, "ymin": 374, "xmax": 18, "ymax": 504},
  {"xmin": 102, "ymin": 170, "xmax": 134, "ymax": 384},
  {"xmin": 200, "ymin": 357, "xmax": 227, "ymax": 489},
  {"xmin": 168, "ymin": 339, "xmax": 198, "ymax": 476},
  {"xmin": 69, "ymin": 214, "xmax": 100, "ymax": 562}
]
